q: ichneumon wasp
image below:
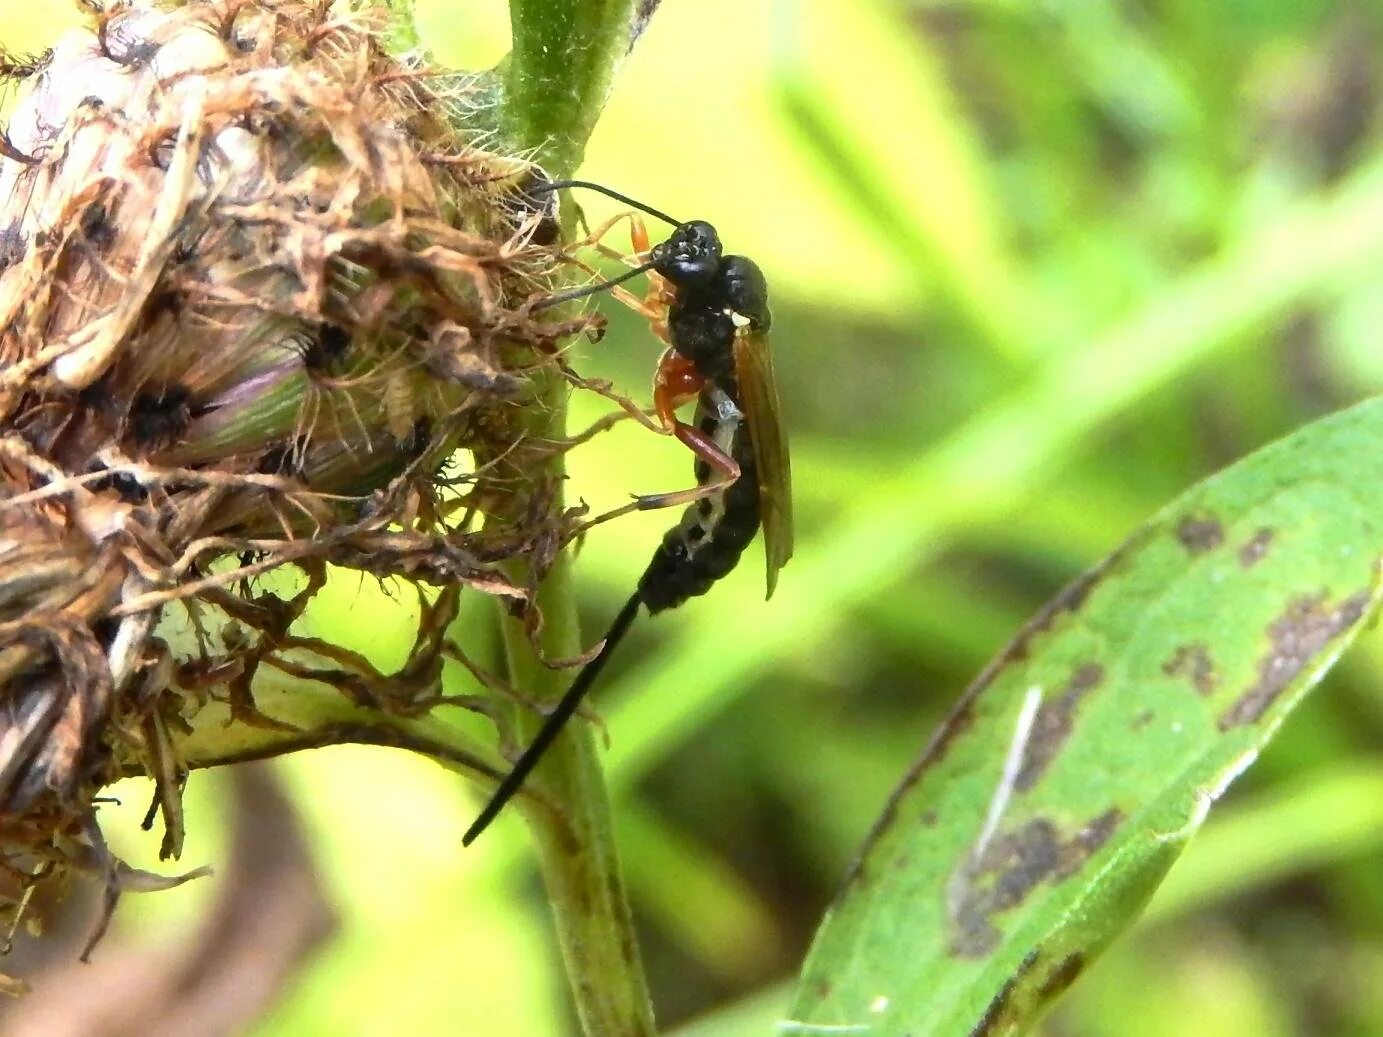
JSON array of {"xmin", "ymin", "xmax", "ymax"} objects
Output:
[{"xmin": 463, "ymin": 180, "xmax": 793, "ymax": 844}]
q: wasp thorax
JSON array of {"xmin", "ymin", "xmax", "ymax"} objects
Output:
[
  {"xmin": 0, "ymin": 0, "xmax": 590, "ymax": 917},
  {"xmin": 719, "ymin": 256, "xmax": 772, "ymax": 331}
]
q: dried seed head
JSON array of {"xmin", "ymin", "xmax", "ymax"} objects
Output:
[{"xmin": 0, "ymin": 0, "xmax": 591, "ymax": 912}]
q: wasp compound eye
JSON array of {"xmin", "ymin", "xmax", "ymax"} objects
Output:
[{"xmin": 654, "ymin": 220, "xmax": 722, "ymax": 287}]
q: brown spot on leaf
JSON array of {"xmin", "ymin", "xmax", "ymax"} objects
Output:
[
  {"xmin": 997, "ymin": 528, "xmax": 1154, "ymax": 669},
  {"xmin": 1131, "ymin": 708, "xmax": 1155, "ymax": 731},
  {"xmin": 1015, "ymin": 663, "xmax": 1105, "ymax": 792},
  {"xmin": 1219, "ymin": 589, "xmax": 1372, "ymax": 730},
  {"xmin": 1038, "ymin": 952, "xmax": 1087, "ymax": 1002},
  {"xmin": 915, "ymin": 698, "xmax": 977, "ymax": 779},
  {"xmin": 834, "ymin": 531, "xmax": 1150, "ymax": 905},
  {"xmin": 1238, "ymin": 527, "xmax": 1274, "ymax": 568},
  {"xmin": 1066, "ymin": 808, "xmax": 1123, "ymax": 870},
  {"xmin": 1176, "ymin": 513, "xmax": 1224, "ymax": 554},
  {"xmin": 968, "ymin": 950, "xmax": 1089, "ymax": 1036},
  {"xmin": 949, "ymin": 809, "xmax": 1125, "ymax": 958},
  {"xmin": 969, "ymin": 951, "xmax": 1039, "ymax": 1037},
  {"xmin": 972, "ymin": 975, "xmax": 1019, "ymax": 1037},
  {"xmin": 839, "ymin": 697, "xmax": 976, "ymax": 890},
  {"xmin": 1162, "ymin": 643, "xmax": 1218, "ymax": 696}
]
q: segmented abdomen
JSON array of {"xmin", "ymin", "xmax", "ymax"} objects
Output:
[{"xmin": 637, "ymin": 386, "xmax": 761, "ymax": 614}]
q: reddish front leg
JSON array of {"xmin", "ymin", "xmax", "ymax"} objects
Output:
[
  {"xmin": 632, "ymin": 421, "xmax": 741, "ymax": 511},
  {"xmin": 653, "ymin": 348, "xmax": 702, "ymax": 429},
  {"xmin": 630, "ymin": 216, "xmax": 674, "ymax": 343},
  {"xmin": 576, "ymin": 353, "xmax": 743, "ymax": 533},
  {"xmin": 563, "ymin": 212, "xmax": 673, "ymax": 342},
  {"xmin": 633, "ymin": 350, "xmax": 741, "ymax": 510}
]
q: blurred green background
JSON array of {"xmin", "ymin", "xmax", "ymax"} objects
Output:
[{"xmin": 4, "ymin": 0, "xmax": 1383, "ymax": 1034}]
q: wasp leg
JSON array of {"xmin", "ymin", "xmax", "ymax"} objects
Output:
[
  {"xmin": 629, "ymin": 214, "xmax": 651, "ymax": 256},
  {"xmin": 585, "ymin": 417, "xmax": 742, "ymax": 528},
  {"xmin": 632, "ymin": 421, "xmax": 741, "ymax": 510},
  {"xmin": 574, "ymin": 419, "xmax": 741, "ymax": 534},
  {"xmin": 628, "ymin": 216, "xmax": 675, "ymax": 342},
  {"xmin": 582, "ymin": 214, "xmax": 675, "ymax": 337},
  {"xmin": 553, "ymin": 211, "xmax": 673, "ymax": 336},
  {"xmin": 581, "ymin": 211, "xmax": 647, "ymax": 261},
  {"xmin": 645, "ymin": 346, "xmax": 701, "ymax": 437},
  {"xmin": 560, "ymin": 371, "xmax": 666, "ymax": 434}
]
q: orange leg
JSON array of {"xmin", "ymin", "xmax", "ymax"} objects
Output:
[
  {"xmin": 580, "ymin": 432, "xmax": 740, "ymax": 529},
  {"xmin": 632, "ymin": 352, "xmax": 741, "ymax": 510},
  {"xmin": 580, "ymin": 214, "xmax": 675, "ymax": 340},
  {"xmin": 631, "ymin": 422, "xmax": 740, "ymax": 510},
  {"xmin": 564, "ymin": 252, "xmax": 665, "ymax": 329},
  {"xmin": 574, "ymin": 210, "xmax": 643, "ymax": 258},
  {"xmin": 627, "ymin": 216, "xmax": 676, "ymax": 342},
  {"xmin": 564, "ymin": 214, "xmax": 741, "ymax": 526},
  {"xmin": 572, "ymin": 354, "xmax": 742, "ymax": 534},
  {"xmin": 561, "ymin": 212, "xmax": 673, "ymax": 338},
  {"xmin": 652, "ymin": 349, "xmax": 701, "ymax": 428}
]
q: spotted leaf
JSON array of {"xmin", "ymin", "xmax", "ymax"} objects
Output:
[{"xmin": 787, "ymin": 396, "xmax": 1383, "ymax": 1036}]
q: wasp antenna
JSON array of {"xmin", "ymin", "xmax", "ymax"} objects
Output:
[
  {"xmin": 535, "ymin": 179, "xmax": 681, "ymax": 228},
  {"xmin": 531, "ymin": 257, "xmax": 660, "ymax": 312},
  {"xmin": 462, "ymin": 593, "xmax": 644, "ymax": 845}
]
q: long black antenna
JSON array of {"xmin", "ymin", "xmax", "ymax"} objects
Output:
[
  {"xmin": 531, "ymin": 257, "xmax": 660, "ymax": 312},
  {"xmin": 533, "ymin": 178, "xmax": 682, "ymax": 228},
  {"xmin": 463, "ymin": 592, "xmax": 644, "ymax": 845}
]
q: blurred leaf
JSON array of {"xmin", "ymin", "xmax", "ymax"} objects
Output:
[
  {"xmin": 617, "ymin": 800, "xmax": 784, "ymax": 979},
  {"xmin": 774, "ymin": 1, "xmax": 1039, "ymax": 360},
  {"xmin": 1036, "ymin": 1, "xmax": 1201, "ymax": 142},
  {"xmin": 1055, "ymin": 927, "xmax": 1295, "ymax": 1037},
  {"xmin": 786, "ymin": 396, "xmax": 1383, "ymax": 1035},
  {"xmin": 669, "ymin": 984, "xmax": 792, "ymax": 1037}
]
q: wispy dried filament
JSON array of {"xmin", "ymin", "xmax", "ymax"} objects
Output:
[{"xmin": 0, "ymin": 0, "xmax": 591, "ymax": 925}]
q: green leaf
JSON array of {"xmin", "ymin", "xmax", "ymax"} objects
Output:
[{"xmin": 786, "ymin": 396, "xmax": 1383, "ymax": 1036}]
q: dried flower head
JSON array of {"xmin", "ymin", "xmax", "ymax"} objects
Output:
[{"xmin": 0, "ymin": 0, "xmax": 594, "ymax": 935}]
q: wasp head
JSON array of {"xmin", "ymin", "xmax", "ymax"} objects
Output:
[{"xmin": 653, "ymin": 220, "xmax": 722, "ymax": 287}]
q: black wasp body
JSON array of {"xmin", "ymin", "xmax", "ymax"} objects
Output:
[
  {"xmin": 638, "ymin": 224, "xmax": 774, "ymax": 613},
  {"xmin": 463, "ymin": 184, "xmax": 791, "ymax": 845},
  {"xmin": 638, "ymin": 386, "xmax": 760, "ymax": 612}
]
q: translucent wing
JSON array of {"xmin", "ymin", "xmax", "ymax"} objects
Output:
[{"xmin": 733, "ymin": 328, "xmax": 794, "ymax": 598}]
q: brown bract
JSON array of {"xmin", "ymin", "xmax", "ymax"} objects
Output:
[{"xmin": 0, "ymin": 0, "xmax": 599, "ymax": 942}]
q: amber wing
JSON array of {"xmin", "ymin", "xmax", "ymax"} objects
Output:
[{"xmin": 733, "ymin": 328, "xmax": 794, "ymax": 597}]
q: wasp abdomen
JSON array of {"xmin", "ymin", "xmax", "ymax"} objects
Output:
[{"xmin": 638, "ymin": 409, "xmax": 760, "ymax": 615}]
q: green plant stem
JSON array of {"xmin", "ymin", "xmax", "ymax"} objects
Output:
[
  {"xmin": 490, "ymin": 396, "xmax": 655, "ymax": 1037},
  {"xmin": 495, "ymin": 2, "xmax": 655, "ymax": 1035},
  {"xmin": 499, "ymin": 550, "xmax": 653, "ymax": 1037},
  {"xmin": 504, "ymin": 0, "xmax": 639, "ymax": 179}
]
